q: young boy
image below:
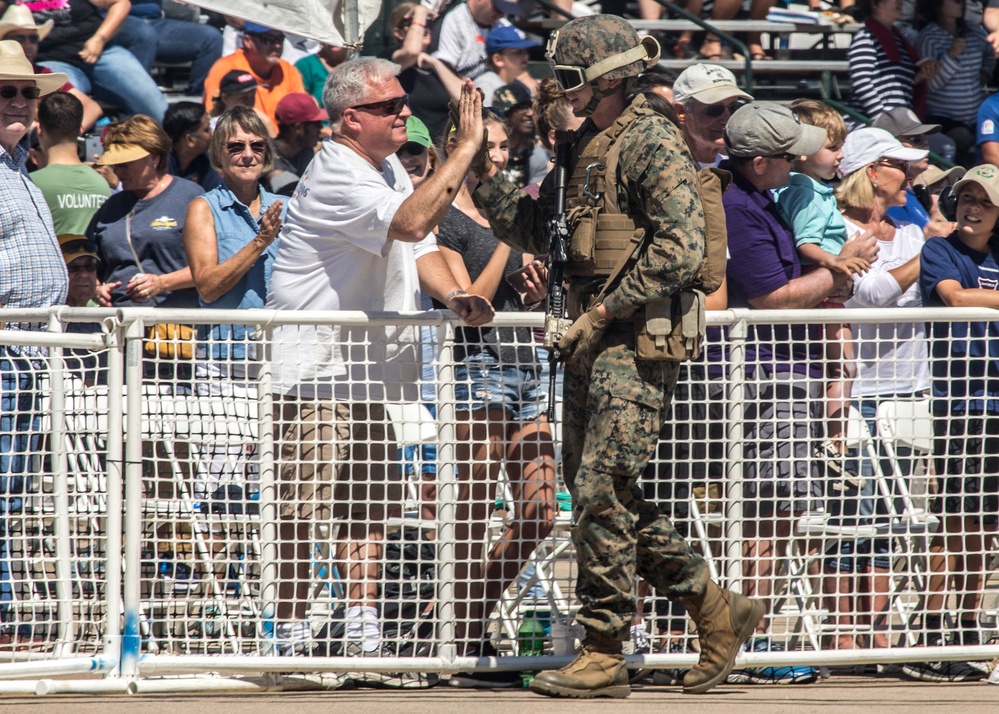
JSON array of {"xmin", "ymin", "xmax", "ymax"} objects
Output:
[
  {"xmin": 774, "ymin": 99, "xmax": 869, "ymax": 486},
  {"xmin": 910, "ymin": 163, "xmax": 999, "ymax": 683}
]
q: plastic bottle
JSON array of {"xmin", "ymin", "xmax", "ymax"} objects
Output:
[{"xmin": 518, "ymin": 610, "xmax": 546, "ymax": 657}]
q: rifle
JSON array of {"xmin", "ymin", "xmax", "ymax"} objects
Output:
[{"xmin": 544, "ymin": 132, "xmax": 574, "ymax": 422}]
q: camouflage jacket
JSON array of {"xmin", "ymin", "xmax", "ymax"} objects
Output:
[{"xmin": 472, "ymin": 94, "xmax": 706, "ymax": 320}]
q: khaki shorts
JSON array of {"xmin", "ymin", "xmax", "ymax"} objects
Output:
[{"xmin": 274, "ymin": 399, "xmax": 402, "ymax": 521}]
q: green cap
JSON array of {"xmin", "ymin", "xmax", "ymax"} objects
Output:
[{"xmin": 404, "ymin": 116, "xmax": 432, "ymax": 148}]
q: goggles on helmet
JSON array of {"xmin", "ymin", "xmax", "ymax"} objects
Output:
[{"xmin": 546, "ymin": 31, "xmax": 660, "ymax": 92}]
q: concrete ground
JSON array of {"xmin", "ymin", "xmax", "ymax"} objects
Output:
[{"xmin": 1, "ymin": 677, "xmax": 997, "ymax": 713}]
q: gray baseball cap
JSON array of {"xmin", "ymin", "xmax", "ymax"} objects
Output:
[
  {"xmin": 724, "ymin": 101, "xmax": 826, "ymax": 159},
  {"xmin": 871, "ymin": 107, "xmax": 940, "ymax": 138}
]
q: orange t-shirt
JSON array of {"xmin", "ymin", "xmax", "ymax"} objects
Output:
[{"xmin": 203, "ymin": 50, "xmax": 305, "ymax": 127}]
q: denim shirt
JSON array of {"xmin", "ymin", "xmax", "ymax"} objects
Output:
[{"xmin": 199, "ymin": 183, "xmax": 282, "ymax": 359}]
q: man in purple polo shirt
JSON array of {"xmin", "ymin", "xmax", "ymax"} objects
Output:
[{"xmin": 717, "ymin": 101, "xmax": 878, "ymax": 684}]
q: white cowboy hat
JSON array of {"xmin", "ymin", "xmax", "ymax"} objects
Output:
[
  {"xmin": 0, "ymin": 5, "xmax": 54, "ymax": 42},
  {"xmin": 0, "ymin": 40, "xmax": 67, "ymax": 96}
]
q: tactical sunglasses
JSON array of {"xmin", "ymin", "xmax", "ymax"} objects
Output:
[{"xmin": 546, "ymin": 31, "xmax": 659, "ymax": 93}]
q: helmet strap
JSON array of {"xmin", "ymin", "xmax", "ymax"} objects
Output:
[{"xmin": 573, "ymin": 78, "xmax": 625, "ymax": 117}]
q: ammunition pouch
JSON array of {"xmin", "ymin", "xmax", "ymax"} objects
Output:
[{"xmin": 634, "ymin": 289, "xmax": 706, "ymax": 361}]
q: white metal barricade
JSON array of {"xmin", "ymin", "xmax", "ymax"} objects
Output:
[{"xmin": 0, "ymin": 306, "xmax": 997, "ymax": 695}]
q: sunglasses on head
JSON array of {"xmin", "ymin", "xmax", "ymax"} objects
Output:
[
  {"xmin": 350, "ymin": 94, "xmax": 409, "ymax": 116},
  {"xmin": 0, "ymin": 85, "xmax": 41, "ymax": 100},
  {"xmin": 700, "ymin": 98, "xmax": 750, "ymax": 118},
  {"xmin": 398, "ymin": 142, "xmax": 427, "ymax": 156},
  {"xmin": 226, "ymin": 140, "xmax": 267, "ymax": 155},
  {"xmin": 248, "ymin": 32, "xmax": 285, "ymax": 45}
]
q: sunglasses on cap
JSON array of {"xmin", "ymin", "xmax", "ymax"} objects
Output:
[
  {"xmin": 247, "ymin": 31, "xmax": 285, "ymax": 45},
  {"xmin": 0, "ymin": 85, "xmax": 42, "ymax": 100},
  {"xmin": 350, "ymin": 94, "xmax": 409, "ymax": 116},
  {"xmin": 699, "ymin": 98, "xmax": 750, "ymax": 118},
  {"xmin": 60, "ymin": 238, "xmax": 99, "ymax": 255},
  {"xmin": 226, "ymin": 140, "xmax": 267, "ymax": 155},
  {"xmin": 398, "ymin": 142, "xmax": 427, "ymax": 156}
]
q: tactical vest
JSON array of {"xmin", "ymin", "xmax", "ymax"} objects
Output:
[{"xmin": 562, "ymin": 98, "xmax": 656, "ymax": 281}]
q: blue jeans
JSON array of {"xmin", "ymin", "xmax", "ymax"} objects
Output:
[
  {"xmin": 38, "ymin": 45, "xmax": 168, "ymax": 121},
  {"xmin": 1, "ymin": 354, "xmax": 44, "ymax": 613},
  {"xmin": 111, "ymin": 16, "xmax": 222, "ymax": 96}
]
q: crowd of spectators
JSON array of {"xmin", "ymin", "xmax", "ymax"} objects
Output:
[{"xmin": 2, "ymin": 0, "xmax": 999, "ymax": 687}]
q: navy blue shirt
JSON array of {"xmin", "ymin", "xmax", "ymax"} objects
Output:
[
  {"xmin": 919, "ymin": 232, "xmax": 999, "ymax": 415},
  {"xmin": 718, "ymin": 161, "xmax": 823, "ymax": 379},
  {"xmin": 168, "ymin": 152, "xmax": 223, "ymax": 192}
]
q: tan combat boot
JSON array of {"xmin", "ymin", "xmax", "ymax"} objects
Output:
[
  {"xmin": 528, "ymin": 639, "xmax": 630, "ymax": 699},
  {"xmin": 681, "ymin": 580, "xmax": 765, "ymax": 694}
]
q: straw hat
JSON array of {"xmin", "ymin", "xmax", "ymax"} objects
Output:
[
  {"xmin": 0, "ymin": 40, "xmax": 67, "ymax": 95},
  {"xmin": 0, "ymin": 5, "xmax": 54, "ymax": 42}
]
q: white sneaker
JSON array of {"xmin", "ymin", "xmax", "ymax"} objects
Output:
[{"xmin": 263, "ymin": 619, "xmax": 312, "ymax": 656}]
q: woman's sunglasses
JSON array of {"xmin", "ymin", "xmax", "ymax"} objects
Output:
[{"xmin": 226, "ymin": 140, "xmax": 267, "ymax": 155}]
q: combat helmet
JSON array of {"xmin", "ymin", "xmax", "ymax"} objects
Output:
[{"xmin": 546, "ymin": 14, "xmax": 659, "ymax": 92}]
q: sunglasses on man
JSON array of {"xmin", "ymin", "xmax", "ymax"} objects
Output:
[
  {"xmin": 0, "ymin": 85, "xmax": 41, "ymax": 100},
  {"xmin": 350, "ymin": 94, "xmax": 409, "ymax": 116}
]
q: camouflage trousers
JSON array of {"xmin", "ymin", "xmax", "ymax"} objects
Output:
[{"xmin": 562, "ymin": 324, "xmax": 710, "ymax": 642}]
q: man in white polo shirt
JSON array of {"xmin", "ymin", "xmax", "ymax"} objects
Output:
[{"xmin": 265, "ymin": 57, "xmax": 492, "ymax": 677}]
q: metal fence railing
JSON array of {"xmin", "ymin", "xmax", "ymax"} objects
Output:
[{"xmin": 0, "ymin": 306, "xmax": 997, "ymax": 694}]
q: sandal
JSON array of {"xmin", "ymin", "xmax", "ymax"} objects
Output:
[{"xmin": 814, "ymin": 440, "xmax": 865, "ymax": 492}]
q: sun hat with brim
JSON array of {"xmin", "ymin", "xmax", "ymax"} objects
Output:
[
  {"xmin": 952, "ymin": 164, "xmax": 999, "ymax": 207},
  {"xmin": 914, "ymin": 165, "xmax": 965, "ymax": 188},
  {"xmin": 0, "ymin": 40, "xmax": 67, "ymax": 95},
  {"xmin": 96, "ymin": 142, "xmax": 151, "ymax": 166},
  {"xmin": 58, "ymin": 235, "xmax": 100, "ymax": 265},
  {"xmin": 0, "ymin": 4, "xmax": 54, "ymax": 42},
  {"xmin": 724, "ymin": 101, "xmax": 825, "ymax": 159},
  {"xmin": 838, "ymin": 127, "xmax": 928, "ymax": 177}
]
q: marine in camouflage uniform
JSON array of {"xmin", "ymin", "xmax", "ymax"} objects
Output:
[{"xmin": 471, "ymin": 14, "xmax": 764, "ymax": 698}]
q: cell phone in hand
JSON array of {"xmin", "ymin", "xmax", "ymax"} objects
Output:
[{"xmin": 506, "ymin": 259, "xmax": 545, "ymax": 293}]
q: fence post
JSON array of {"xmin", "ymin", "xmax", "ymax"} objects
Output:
[
  {"xmin": 119, "ymin": 318, "xmax": 146, "ymax": 678},
  {"xmin": 724, "ymin": 315, "xmax": 747, "ymax": 592},
  {"xmin": 434, "ymin": 318, "xmax": 459, "ymax": 660},
  {"xmin": 256, "ymin": 326, "xmax": 279, "ymax": 638},
  {"xmin": 103, "ymin": 316, "xmax": 125, "ymax": 672}
]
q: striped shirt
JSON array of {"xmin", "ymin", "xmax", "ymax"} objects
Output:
[
  {"xmin": 0, "ymin": 142, "xmax": 68, "ymax": 355},
  {"xmin": 917, "ymin": 23, "xmax": 996, "ymax": 127},
  {"xmin": 847, "ymin": 27, "xmax": 917, "ymax": 120}
]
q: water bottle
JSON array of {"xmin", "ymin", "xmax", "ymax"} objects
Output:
[{"xmin": 518, "ymin": 610, "xmax": 546, "ymax": 657}]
